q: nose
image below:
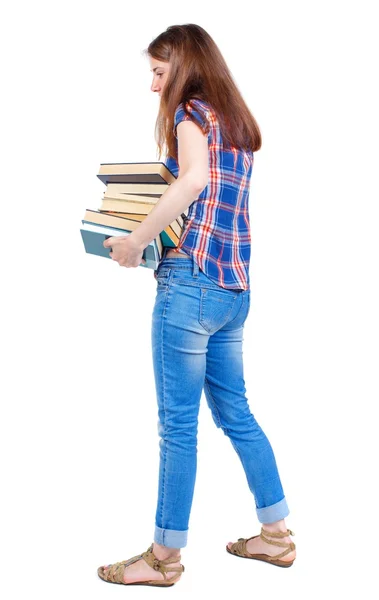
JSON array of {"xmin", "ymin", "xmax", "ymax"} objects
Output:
[{"xmin": 151, "ymin": 77, "xmax": 160, "ymax": 94}]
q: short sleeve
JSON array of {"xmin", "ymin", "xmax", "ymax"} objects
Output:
[{"xmin": 173, "ymin": 99, "xmax": 210, "ymax": 139}]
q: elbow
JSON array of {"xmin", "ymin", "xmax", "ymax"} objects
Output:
[
  {"xmin": 195, "ymin": 178, "xmax": 208, "ymax": 193},
  {"xmin": 193, "ymin": 172, "xmax": 208, "ymax": 193},
  {"xmin": 178, "ymin": 171, "xmax": 208, "ymax": 196}
]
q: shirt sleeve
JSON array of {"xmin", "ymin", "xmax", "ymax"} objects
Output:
[{"xmin": 173, "ymin": 99, "xmax": 210, "ymax": 139}]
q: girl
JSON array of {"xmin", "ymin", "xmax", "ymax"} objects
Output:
[{"xmin": 98, "ymin": 23, "xmax": 296, "ymax": 588}]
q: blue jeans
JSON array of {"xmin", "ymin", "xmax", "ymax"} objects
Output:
[{"xmin": 152, "ymin": 252, "xmax": 289, "ymax": 549}]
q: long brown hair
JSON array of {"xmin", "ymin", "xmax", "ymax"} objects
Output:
[{"xmin": 143, "ymin": 24, "xmax": 262, "ymax": 161}]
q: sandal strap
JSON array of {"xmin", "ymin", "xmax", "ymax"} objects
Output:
[
  {"xmin": 230, "ymin": 537, "xmax": 251, "ymax": 557},
  {"xmin": 141, "ymin": 544, "xmax": 184, "ymax": 581},
  {"xmin": 229, "ymin": 529, "xmax": 296, "ymax": 561},
  {"xmin": 104, "ymin": 551, "xmax": 145, "ymax": 583},
  {"xmin": 102, "ymin": 544, "xmax": 184, "ymax": 584},
  {"xmin": 260, "ymin": 528, "xmax": 296, "ymax": 561},
  {"xmin": 268, "ymin": 546, "xmax": 295, "ymax": 560},
  {"xmin": 261, "ymin": 528, "xmax": 295, "ymax": 538}
]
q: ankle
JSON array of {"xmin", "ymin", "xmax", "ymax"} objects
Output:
[
  {"xmin": 262, "ymin": 519, "xmax": 291, "ymax": 534},
  {"xmin": 152, "ymin": 542, "xmax": 181, "ymax": 560}
]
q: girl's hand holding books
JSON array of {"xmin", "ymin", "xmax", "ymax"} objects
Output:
[{"xmin": 103, "ymin": 235, "xmax": 146, "ymax": 267}]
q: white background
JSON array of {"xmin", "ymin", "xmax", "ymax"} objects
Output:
[{"xmin": 1, "ymin": 1, "xmax": 378, "ymax": 597}]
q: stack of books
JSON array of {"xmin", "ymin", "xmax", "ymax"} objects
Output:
[{"xmin": 80, "ymin": 162, "xmax": 188, "ymax": 270}]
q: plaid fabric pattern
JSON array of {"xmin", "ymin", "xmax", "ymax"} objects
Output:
[{"xmin": 156, "ymin": 98, "xmax": 254, "ymax": 291}]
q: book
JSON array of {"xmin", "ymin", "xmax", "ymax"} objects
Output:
[
  {"xmin": 97, "ymin": 162, "xmax": 176, "ymax": 185},
  {"xmin": 102, "ymin": 191, "xmax": 159, "ymax": 204},
  {"xmin": 102, "ymin": 210, "xmax": 187, "ymax": 229},
  {"xmin": 104, "ymin": 183, "xmax": 164, "ymax": 198},
  {"xmin": 103, "ymin": 213, "xmax": 184, "ymax": 246},
  {"xmin": 83, "ymin": 209, "xmax": 182, "ymax": 248},
  {"xmin": 103, "ymin": 182, "xmax": 170, "ymax": 196},
  {"xmin": 98, "ymin": 198, "xmax": 188, "ymax": 247},
  {"xmin": 99, "ymin": 197, "xmax": 156, "ymax": 215},
  {"xmin": 80, "ymin": 222, "xmax": 162, "ymax": 269},
  {"xmin": 81, "ymin": 160, "xmax": 187, "ymax": 270}
]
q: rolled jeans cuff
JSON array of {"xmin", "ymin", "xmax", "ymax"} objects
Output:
[
  {"xmin": 154, "ymin": 525, "xmax": 188, "ymax": 548},
  {"xmin": 256, "ymin": 497, "xmax": 289, "ymax": 524}
]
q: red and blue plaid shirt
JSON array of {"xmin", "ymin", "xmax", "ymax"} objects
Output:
[{"xmin": 156, "ymin": 97, "xmax": 254, "ymax": 291}]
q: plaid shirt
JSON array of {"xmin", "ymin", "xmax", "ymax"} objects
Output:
[{"xmin": 155, "ymin": 98, "xmax": 254, "ymax": 291}]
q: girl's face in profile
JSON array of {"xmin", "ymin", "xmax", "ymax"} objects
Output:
[{"xmin": 149, "ymin": 56, "xmax": 170, "ymax": 97}]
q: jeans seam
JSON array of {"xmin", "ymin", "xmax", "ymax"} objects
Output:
[
  {"xmin": 227, "ymin": 292, "xmax": 249, "ymax": 328},
  {"xmin": 229, "ymin": 436, "xmax": 243, "ymax": 463},
  {"xmin": 158, "ymin": 286, "xmax": 170, "ymax": 529},
  {"xmin": 204, "ymin": 377, "xmax": 222, "ymax": 427}
]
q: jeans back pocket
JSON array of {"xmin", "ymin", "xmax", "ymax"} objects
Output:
[{"xmin": 198, "ymin": 288, "xmax": 238, "ymax": 334}]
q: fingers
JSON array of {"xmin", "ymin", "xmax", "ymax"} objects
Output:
[{"xmin": 103, "ymin": 237, "xmax": 113, "ymax": 248}]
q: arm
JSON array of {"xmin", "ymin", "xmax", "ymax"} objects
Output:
[{"xmin": 130, "ymin": 119, "xmax": 209, "ymax": 251}]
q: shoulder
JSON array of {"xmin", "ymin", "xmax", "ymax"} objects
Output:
[
  {"xmin": 173, "ymin": 97, "xmax": 212, "ymax": 139},
  {"xmin": 175, "ymin": 97, "xmax": 211, "ymax": 117}
]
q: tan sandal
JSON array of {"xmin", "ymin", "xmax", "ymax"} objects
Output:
[
  {"xmin": 226, "ymin": 527, "xmax": 296, "ymax": 568},
  {"xmin": 97, "ymin": 543, "xmax": 185, "ymax": 587}
]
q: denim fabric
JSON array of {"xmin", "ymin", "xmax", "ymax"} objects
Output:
[{"xmin": 151, "ymin": 251, "xmax": 289, "ymax": 548}]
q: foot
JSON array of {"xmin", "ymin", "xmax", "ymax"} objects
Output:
[
  {"xmin": 102, "ymin": 545, "xmax": 182, "ymax": 584},
  {"xmin": 227, "ymin": 529, "xmax": 296, "ymax": 563}
]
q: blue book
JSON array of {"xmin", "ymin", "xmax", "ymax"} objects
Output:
[{"xmin": 80, "ymin": 222, "xmax": 159, "ymax": 269}]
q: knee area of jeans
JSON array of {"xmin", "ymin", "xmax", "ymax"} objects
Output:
[{"xmin": 210, "ymin": 414, "xmax": 222, "ymax": 429}]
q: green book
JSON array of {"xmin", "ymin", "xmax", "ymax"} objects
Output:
[{"xmin": 80, "ymin": 222, "xmax": 160, "ymax": 269}]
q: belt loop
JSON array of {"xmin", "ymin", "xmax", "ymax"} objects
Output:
[{"xmin": 192, "ymin": 257, "xmax": 199, "ymax": 277}]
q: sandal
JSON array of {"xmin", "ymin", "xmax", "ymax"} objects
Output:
[
  {"xmin": 97, "ymin": 543, "xmax": 185, "ymax": 587},
  {"xmin": 226, "ymin": 527, "xmax": 296, "ymax": 568}
]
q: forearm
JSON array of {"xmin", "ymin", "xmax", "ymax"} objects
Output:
[{"xmin": 130, "ymin": 174, "xmax": 204, "ymax": 250}]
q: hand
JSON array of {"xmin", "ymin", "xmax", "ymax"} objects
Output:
[{"xmin": 103, "ymin": 234, "xmax": 146, "ymax": 267}]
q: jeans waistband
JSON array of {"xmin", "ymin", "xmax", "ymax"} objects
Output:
[{"xmin": 160, "ymin": 254, "xmax": 199, "ymax": 276}]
